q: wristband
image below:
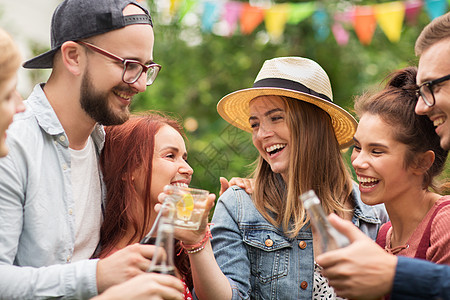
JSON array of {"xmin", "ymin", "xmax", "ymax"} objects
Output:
[{"xmin": 180, "ymin": 224, "xmax": 213, "ymax": 253}]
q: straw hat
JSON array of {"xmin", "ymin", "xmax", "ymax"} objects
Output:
[{"xmin": 217, "ymin": 57, "xmax": 357, "ymax": 149}]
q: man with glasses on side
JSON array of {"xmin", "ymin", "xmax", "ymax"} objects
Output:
[
  {"xmin": 0, "ymin": 0, "xmax": 183, "ymax": 299},
  {"xmin": 316, "ymin": 12, "xmax": 450, "ymax": 300}
]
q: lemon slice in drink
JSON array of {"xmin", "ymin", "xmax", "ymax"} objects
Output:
[{"xmin": 176, "ymin": 192, "xmax": 194, "ymax": 220}]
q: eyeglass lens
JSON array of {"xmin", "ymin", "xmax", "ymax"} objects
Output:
[
  {"xmin": 418, "ymin": 85, "xmax": 434, "ymax": 107},
  {"xmin": 123, "ymin": 62, "xmax": 159, "ymax": 85}
]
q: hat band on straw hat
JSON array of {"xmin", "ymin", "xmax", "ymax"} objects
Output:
[{"xmin": 252, "ymin": 78, "xmax": 332, "ymax": 102}]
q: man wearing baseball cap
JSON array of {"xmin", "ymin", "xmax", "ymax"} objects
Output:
[{"xmin": 0, "ymin": 0, "xmax": 183, "ymax": 299}]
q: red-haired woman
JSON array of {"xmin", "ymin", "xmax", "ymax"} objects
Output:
[{"xmin": 98, "ymin": 112, "xmax": 201, "ymax": 298}]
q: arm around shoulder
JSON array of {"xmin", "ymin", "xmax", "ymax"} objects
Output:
[{"xmin": 392, "ymin": 256, "xmax": 450, "ymax": 300}]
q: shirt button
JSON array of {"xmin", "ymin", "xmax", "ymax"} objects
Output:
[
  {"xmin": 68, "ymin": 209, "xmax": 73, "ymax": 215},
  {"xmin": 66, "ymin": 255, "xmax": 71, "ymax": 263},
  {"xmin": 62, "ymin": 164, "xmax": 68, "ymax": 170},
  {"xmin": 300, "ymin": 281, "xmax": 308, "ymax": 290},
  {"xmin": 265, "ymin": 239, "xmax": 273, "ymax": 247},
  {"xmin": 59, "ymin": 135, "xmax": 66, "ymax": 142},
  {"xmin": 298, "ymin": 241, "xmax": 307, "ymax": 249}
]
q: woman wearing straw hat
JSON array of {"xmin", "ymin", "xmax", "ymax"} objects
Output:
[{"xmin": 173, "ymin": 57, "xmax": 388, "ymax": 299}]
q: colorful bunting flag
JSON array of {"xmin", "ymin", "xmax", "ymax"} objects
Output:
[
  {"xmin": 155, "ymin": 0, "xmax": 450, "ymax": 46},
  {"xmin": 332, "ymin": 22, "xmax": 350, "ymax": 46},
  {"xmin": 287, "ymin": 2, "xmax": 316, "ymax": 24},
  {"xmin": 170, "ymin": 0, "xmax": 182, "ymax": 16},
  {"xmin": 312, "ymin": 8, "xmax": 330, "ymax": 41},
  {"xmin": 264, "ymin": 4, "xmax": 289, "ymax": 40},
  {"xmin": 404, "ymin": 0, "xmax": 424, "ymax": 24},
  {"xmin": 374, "ymin": 1, "xmax": 405, "ymax": 42},
  {"xmin": 178, "ymin": 0, "xmax": 198, "ymax": 22},
  {"xmin": 424, "ymin": 0, "xmax": 448, "ymax": 19},
  {"xmin": 353, "ymin": 6, "xmax": 377, "ymax": 45},
  {"xmin": 223, "ymin": 1, "xmax": 243, "ymax": 36},
  {"xmin": 240, "ymin": 4, "xmax": 265, "ymax": 35},
  {"xmin": 201, "ymin": 1, "xmax": 222, "ymax": 32}
]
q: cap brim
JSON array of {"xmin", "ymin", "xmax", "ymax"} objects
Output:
[
  {"xmin": 22, "ymin": 48, "xmax": 58, "ymax": 69},
  {"xmin": 217, "ymin": 87, "xmax": 357, "ymax": 149}
]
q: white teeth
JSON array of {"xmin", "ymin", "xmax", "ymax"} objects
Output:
[
  {"xmin": 172, "ymin": 182, "xmax": 188, "ymax": 188},
  {"xmin": 434, "ymin": 117, "xmax": 445, "ymax": 127},
  {"xmin": 265, "ymin": 144, "xmax": 286, "ymax": 153},
  {"xmin": 114, "ymin": 91, "xmax": 131, "ymax": 100},
  {"xmin": 357, "ymin": 176, "xmax": 379, "ymax": 183}
]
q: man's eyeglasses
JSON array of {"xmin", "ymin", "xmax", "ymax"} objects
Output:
[
  {"xmin": 76, "ymin": 41, "xmax": 161, "ymax": 86},
  {"xmin": 415, "ymin": 74, "xmax": 450, "ymax": 107}
]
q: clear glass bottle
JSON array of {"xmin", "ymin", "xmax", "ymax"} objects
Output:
[
  {"xmin": 300, "ymin": 190, "xmax": 350, "ymax": 254},
  {"xmin": 146, "ymin": 216, "xmax": 176, "ymax": 276}
]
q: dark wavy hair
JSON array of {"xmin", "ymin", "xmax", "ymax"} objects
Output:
[
  {"xmin": 98, "ymin": 112, "xmax": 192, "ymax": 290},
  {"xmin": 354, "ymin": 67, "xmax": 448, "ymax": 191}
]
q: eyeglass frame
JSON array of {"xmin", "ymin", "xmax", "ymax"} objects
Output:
[
  {"xmin": 415, "ymin": 74, "xmax": 450, "ymax": 107},
  {"xmin": 76, "ymin": 40, "xmax": 161, "ymax": 86}
]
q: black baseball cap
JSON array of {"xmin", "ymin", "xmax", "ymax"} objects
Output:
[{"xmin": 23, "ymin": 0, "xmax": 153, "ymax": 69}]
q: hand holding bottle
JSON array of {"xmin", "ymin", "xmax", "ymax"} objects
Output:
[{"xmin": 300, "ymin": 190, "xmax": 350, "ymax": 254}]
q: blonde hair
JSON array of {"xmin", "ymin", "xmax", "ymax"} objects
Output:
[
  {"xmin": 252, "ymin": 96, "xmax": 353, "ymax": 238},
  {"xmin": 0, "ymin": 28, "xmax": 21, "ymax": 83}
]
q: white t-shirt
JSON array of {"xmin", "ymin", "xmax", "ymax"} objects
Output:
[{"xmin": 70, "ymin": 136, "xmax": 102, "ymax": 261}]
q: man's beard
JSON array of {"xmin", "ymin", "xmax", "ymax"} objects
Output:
[{"xmin": 80, "ymin": 71, "xmax": 131, "ymax": 126}]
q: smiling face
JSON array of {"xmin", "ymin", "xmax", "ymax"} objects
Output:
[
  {"xmin": 80, "ymin": 5, "xmax": 156, "ymax": 125},
  {"xmin": 0, "ymin": 76, "xmax": 24, "ymax": 157},
  {"xmin": 249, "ymin": 95, "xmax": 290, "ymax": 180},
  {"xmin": 142, "ymin": 125, "xmax": 194, "ymax": 206},
  {"xmin": 351, "ymin": 113, "xmax": 420, "ymax": 206},
  {"xmin": 415, "ymin": 38, "xmax": 450, "ymax": 151}
]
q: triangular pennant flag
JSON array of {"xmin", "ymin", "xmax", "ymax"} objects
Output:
[
  {"xmin": 264, "ymin": 4, "xmax": 289, "ymax": 40},
  {"xmin": 178, "ymin": 0, "xmax": 197, "ymax": 22},
  {"xmin": 334, "ymin": 8, "xmax": 355, "ymax": 24},
  {"xmin": 170, "ymin": 0, "xmax": 182, "ymax": 16},
  {"xmin": 287, "ymin": 2, "xmax": 316, "ymax": 24},
  {"xmin": 374, "ymin": 1, "xmax": 405, "ymax": 43},
  {"xmin": 201, "ymin": 2, "xmax": 222, "ymax": 32},
  {"xmin": 424, "ymin": 0, "xmax": 448, "ymax": 19},
  {"xmin": 223, "ymin": 1, "xmax": 243, "ymax": 36},
  {"xmin": 332, "ymin": 22, "xmax": 350, "ymax": 46},
  {"xmin": 405, "ymin": 0, "xmax": 423, "ymax": 25},
  {"xmin": 353, "ymin": 5, "xmax": 377, "ymax": 45},
  {"xmin": 240, "ymin": 4, "xmax": 265, "ymax": 35},
  {"xmin": 312, "ymin": 9, "xmax": 330, "ymax": 41}
]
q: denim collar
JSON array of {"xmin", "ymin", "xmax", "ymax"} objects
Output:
[{"xmin": 351, "ymin": 181, "xmax": 383, "ymax": 224}]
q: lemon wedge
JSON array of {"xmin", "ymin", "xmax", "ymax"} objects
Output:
[{"xmin": 176, "ymin": 192, "xmax": 194, "ymax": 220}]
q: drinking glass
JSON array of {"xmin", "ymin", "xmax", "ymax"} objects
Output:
[{"xmin": 164, "ymin": 185, "xmax": 209, "ymax": 230}]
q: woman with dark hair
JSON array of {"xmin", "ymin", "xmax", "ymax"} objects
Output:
[
  {"xmin": 98, "ymin": 113, "xmax": 199, "ymax": 298},
  {"xmin": 352, "ymin": 67, "xmax": 450, "ymax": 265}
]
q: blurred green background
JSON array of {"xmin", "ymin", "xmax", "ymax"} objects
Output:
[{"xmin": 13, "ymin": 0, "xmax": 449, "ymax": 195}]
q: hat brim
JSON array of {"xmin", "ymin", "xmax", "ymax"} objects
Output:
[
  {"xmin": 22, "ymin": 48, "xmax": 58, "ymax": 69},
  {"xmin": 217, "ymin": 87, "xmax": 357, "ymax": 149}
]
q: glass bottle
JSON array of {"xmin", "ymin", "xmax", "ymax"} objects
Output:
[
  {"xmin": 300, "ymin": 190, "xmax": 350, "ymax": 253},
  {"xmin": 146, "ymin": 216, "xmax": 176, "ymax": 276}
]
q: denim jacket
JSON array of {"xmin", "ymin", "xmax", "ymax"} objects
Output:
[
  {"xmin": 210, "ymin": 184, "xmax": 388, "ymax": 300},
  {"xmin": 0, "ymin": 84, "xmax": 106, "ymax": 299}
]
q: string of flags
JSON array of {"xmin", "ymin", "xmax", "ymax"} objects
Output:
[{"xmin": 150, "ymin": 0, "xmax": 450, "ymax": 45}]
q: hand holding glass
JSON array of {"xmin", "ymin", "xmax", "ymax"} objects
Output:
[{"xmin": 164, "ymin": 185, "xmax": 209, "ymax": 230}]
